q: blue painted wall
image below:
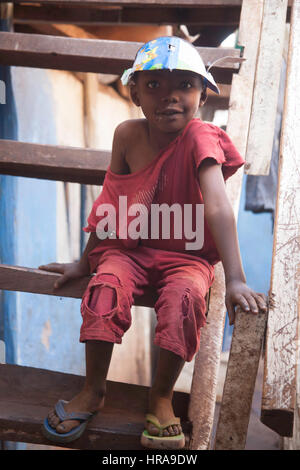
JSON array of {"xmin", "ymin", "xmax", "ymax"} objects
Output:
[
  {"xmin": 0, "ymin": 44, "xmax": 85, "ymax": 374},
  {"xmin": 10, "ymin": 67, "xmax": 85, "ymax": 373},
  {"xmin": 0, "ymin": 48, "xmax": 85, "ymax": 449},
  {"xmin": 0, "ymin": 18, "xmax": 18, "ymax": 363},
  {"xmin": 222, "ymin": 174, "xmax": 274, "ymax": 350}
]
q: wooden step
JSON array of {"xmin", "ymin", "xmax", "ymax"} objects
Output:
[
  {"xmin": 0, "ymin": 264, "xmax": 158, "ymax": 308},
  {"xmin": 0, "ymin": 32, "xmax": 241, "ymax": 84},
  {"xmin": 0, "ymin": 263, "xmax": 210, "ymax": 315},
  {"xmin": 0, "ymin": 363, "xmax": 190, "ymax": 449},
  {"xmin": 10, "ymin": 0, "xmax": 246, "ymax": 7},
  {"xmin": 0, "ymin": 139, "xmax": 110, "ymax": 184},
  {"xmin": 13, "ymin": 3, "xmax": 242, "ymax": 27},
  {"xmin": 10, "ymin": 0, "xmax": 293, "ymax": 9}
]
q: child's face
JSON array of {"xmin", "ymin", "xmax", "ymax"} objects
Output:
[{"xmin": 130, "ymin": 70, "xmax": 206, "ymax": 135}]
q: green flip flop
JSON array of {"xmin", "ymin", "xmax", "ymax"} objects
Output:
[{"xmin": 141, "ymin": 413, "xmax": 185, "ymax": 450}]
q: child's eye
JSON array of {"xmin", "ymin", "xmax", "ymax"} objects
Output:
[
  {"xmin": 147, "ymin": 81, "xmax": 160, "ymax": 89},
  {"xmin": 180, "ymin": 81, "xmax": 192, "ymax": 89}
]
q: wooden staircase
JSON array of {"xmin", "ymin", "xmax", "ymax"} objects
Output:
[
  {"xmin": 0, "ymin": 0, "xmax": 299, "ymax": 450},
  {"xmin": 0, "ymin": 363, "xmax": 190, "ymax": 449}
]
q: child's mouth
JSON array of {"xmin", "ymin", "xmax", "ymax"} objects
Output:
[{"xmin": 157, "ymin": 108, "xmax": 183, "ymax": 117}]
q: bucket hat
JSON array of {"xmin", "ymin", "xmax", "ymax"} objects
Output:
[{"xmin": 121, "ymin": 36, "xmax": 220, "ymax": 95}]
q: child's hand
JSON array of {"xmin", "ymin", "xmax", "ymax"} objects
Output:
[
  {"xmin": 225, "ymin": 280, "xmax": 268, "ymax": 326},
  {"xmin": 38, "ymin": 261, "xmax": 90, "ymax": 289}
]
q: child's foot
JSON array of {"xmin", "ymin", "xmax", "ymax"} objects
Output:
[
  {"xmin": 47, "ymin": 390, "xmax": 105, "ymax": 434},
  {"xmin": 147, "ymin": 390, "xmax": 182, "ymax": 437}
]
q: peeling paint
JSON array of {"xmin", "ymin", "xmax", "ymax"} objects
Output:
[{"xmin": 41, "ymin": 320, "xmax": 52, "ymax": 351}]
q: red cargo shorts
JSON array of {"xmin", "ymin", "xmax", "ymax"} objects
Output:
[{"xmin": 80, "ymin": 246, "xmax": 214, "ymax": 362}]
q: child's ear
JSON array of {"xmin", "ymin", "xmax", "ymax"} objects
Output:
[
  {"xmin": 129, "ymin": 86, "xmax": 141, "ymax": 107},
  {"xmin": 199, "ymin": 89, "xmax": 208, "ymax": 107}
]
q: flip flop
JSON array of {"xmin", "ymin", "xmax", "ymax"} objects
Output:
[
  {"xmin": 42, "ymin": 399, "xmax": 95, "ymax": 444},
  {"xmin": 141, "ymin": 413, "xmax": 185, "ymax": 450}
]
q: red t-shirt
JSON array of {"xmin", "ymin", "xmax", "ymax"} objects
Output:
[{"xmin": 84, "ymin": 118, "xmax": 245, "ymax": 272}]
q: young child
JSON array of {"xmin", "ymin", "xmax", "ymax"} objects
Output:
[{"xmin": 40, "ymin": 36, "xmax": 268, "ymax": 449}]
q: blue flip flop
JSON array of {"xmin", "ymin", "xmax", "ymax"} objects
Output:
[{"xmin": 42, "ymin": 399, "xmax": 95, "ymax": 444}]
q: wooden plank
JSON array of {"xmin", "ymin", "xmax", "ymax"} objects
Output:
[
  {"xmin": 0, "ymin": 363, "xmax": 189, "ymax": 449},
  {"xmin": 261, "ymin": 0, "xmax": 300, "ymax": 438},
  {"xmin": 211, "ymin": 0, "xmax": 266, "ymax": 450},
  {"xmin": 0, "ymin": 139, "xmax": 110, "ymax": 184},
  {"xmin": 0, "ymin": 32, "xmax": 241, "ymax": 85},
  {"xmin": 13, "ymin": 4, "xmax": 241, "ymax": 26},
  {"xmin": 283, "ymin": 291, "xmax": 300, "ymax": 449},
  {"xmin": 188, "ymin": 263, "xmax": 226, "ymax": 449},
  {"xmin": 214, "ymin": 308, "xmax": 268, "ymax": 449},
  {"xmin": 9, "ymin": 0, "xmax": 245, "ymax": 7},
  {"xmin": 225, "ymin": 0, "xmax": 264, "ymax": 213},
  {"xmin": 10, "ymin": 0, "xmax": 294, "ymax": 5},
  {"xmin": 187, "ymin": 0, "xmax": 265, "ymax": 449},
  {"xmin": 0, "ymin": 262, "xmax": 211, "ymax": 314},
  {"xmin": 0, "ymin": 264, "xmax": 159, "ymax": 308},
  {"xmin": 245, "ymin": 0, "xmax": 289, "ymax": 175}
]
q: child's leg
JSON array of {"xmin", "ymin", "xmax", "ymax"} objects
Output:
[
  {"xmin": 145, "ymin": 251, "xmax": 213, "ymax": 437},
  {"xmin": 48, "ymin": 339, "xmax": 113, "ymax": 434},
  {"xmin": 147, "ymin": 348, "xmax": 185, "ymax": 437},
  {"xmin": 48, "ymin": 249, "xmax": 149, "ymax": 435}
]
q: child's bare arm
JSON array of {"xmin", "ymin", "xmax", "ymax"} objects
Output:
[
  {"xmin": 198, "ymin": 158, "xmax": 267, "ymax": 325},
  {"xmin": 110, "ymin": 121, "xmax": 131, "ymax": 175}
]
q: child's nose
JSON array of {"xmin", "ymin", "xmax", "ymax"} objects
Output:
[{"xmin": 162, "ymin": 89, "xmax": 179, "ymax": 103}]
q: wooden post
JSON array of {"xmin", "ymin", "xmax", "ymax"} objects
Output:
[
  {"xmin": 261, "ymin": 0, "xmax": 300, "ymax": 437},
  {"xmin": 188, "ymin": 0, "xmax": 265, "ymax": 450},
  {"xmin": 213, "ymin": 0, "xmax": 269, "ymax": 450},
  {"xmin": 188, "ymin": 264, "xmax": 226, "ymax": 449},
  {"xmin": 245, "ymin": 0, "xmax": 289, "ymax": 175},
  {"xmin": 225, "ymin": 0, "xmax": 265, "ymax": 213},
  {"xmin": 214, "ymin": 308, "xmax": 268, "ymax": 449},
  {"xmin": 283, "ymin": 291, "xmax": 300, "ymax": 449}
]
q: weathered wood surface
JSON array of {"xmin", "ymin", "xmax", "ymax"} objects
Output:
[
  {"xmin": 225, "ymin": 0, "xmax": 264, "ymax": 213},
  {"xmin": 261, "ymin": 0, "xmax": 300, "ymax": 438},
  {"xmin": 13, "ymin": 4, "xmax": 242, "ymax": 26},
  {"xmin": 214, "ymin": 307, "xmax": 268, "ymax": 449},
  {"xmin": 0, "ymin": 363, "xmax": 189, "ymax": 449},
  {"xmin": 187, "ymin": 0, "xmax": 265, "ymax": 450},
  {"xmin": 8, "ymin": 0, "xmax": 294, "ymax": 6},
  {"xmin": 188, "ymin": 263, "xmax": 226, "ymax": 449},
  {"xmin": 245, "ymin": 0, "xmax": 289, "ymax": 175},
  {"xmin": 0, "ymin": 32, "xmax": 241, "ymax": 84},
  {"xmin": 0, "ymin": 262, "xmax": 209, "ymax": 313},
  {"xmin": 0, "ymin": 139, "xmax": 110, "ymax": 184},
  {"xmin": 8, "ymin": 0, "xmax": 251, "ymax": 6},
  {"xmin": 211, "ymin": 0, "xmax": 267, "ymax": 450},
  {"xmin": 283, "ymin": 292, "xmax": 300, "ymax": 449},
  {"xmin": 0, "ymin": 264, "xmax": 159, "ymax": 308}
]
